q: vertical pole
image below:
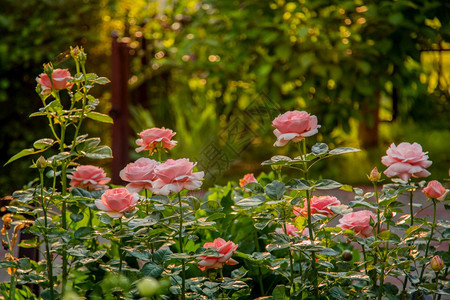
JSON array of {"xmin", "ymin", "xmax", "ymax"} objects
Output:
[{"xmin": 110, "ymin": 33, "xmax": 130, "ymax": 185}]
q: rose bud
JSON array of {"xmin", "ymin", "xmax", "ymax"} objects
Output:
[
  {"xmin": 368, "ymin": 167, "xmax": 381, "ymax": 182},
  {"xmin": 342, "ymin": 250, "xmax": 353, "ymax": 261},
  {"xmin": 430, "ymin": 255, "xmax": 444, "ymax": 271}
]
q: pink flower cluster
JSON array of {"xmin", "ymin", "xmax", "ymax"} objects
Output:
[
  {"xmin": 119, "ymin": 157, "xmax": 204, "ymax": 196},
  {"xmin": 91, "ymin": 127, "xmax": 204, "ymax": 218}
]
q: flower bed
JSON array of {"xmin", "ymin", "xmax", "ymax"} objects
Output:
[{"xmin": 1, "ymin": 48, "xmax": 449, "ymax": 299}]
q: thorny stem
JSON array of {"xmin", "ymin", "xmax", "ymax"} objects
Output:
[
  {"xmin": 419, "ymin": 199, "xmax": 437, "ymax": 281},
  {"xmin": 409, "ymin": 189, "xmax": 414, "ymax": 227},
  {"xmin": 433, "ymin": 272, "xmax": 439, "ymax": 300},
  {"xmin": 178, "ymin": 193, "xmax": 186, "ymax": 300},
  {"xmin": 118, "ymin": 218, "xmax": 123, "ymax": 275},
  {"xmin": 40, "ymin": 170, "xmax": 55, "ymax": 300},
  {"xmin": 72, "ymin": 62, "xmax": 88, "ymax": 149},
  {"xmin": 361, "ymin": 244, "xmax": 368, "ymax": 276},
  {"xmin": 373, "ymin": 182, "xmax": 380, "ymax": 235},
  {"xmin": 302, "ymin": 140, "xmax": 319, "ymax": 300},
  {"xmin": 254, "ymin": 231, "xmax": 265, "ymax": 296},
  {"xmin": 61, "ymin": 161, "xmax": 69, "ymax": 293},
  {"xmin": 283, "ymin": 202, "xmax": 295, "ymax": 298}
]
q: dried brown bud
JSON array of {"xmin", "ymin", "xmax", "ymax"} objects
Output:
[
  {"xmin": 2, "ymin": 214, "xmax": 12, "ymax": 230},
  {"xmin": 342, "ymin": 250, "xmax": 353, "ymax": 261}
]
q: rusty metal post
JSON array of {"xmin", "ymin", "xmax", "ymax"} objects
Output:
[{"xmin": 110, "ymin": 33, "xmax": 130, "ymax": 185}]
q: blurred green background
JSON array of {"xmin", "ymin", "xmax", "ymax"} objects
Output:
[{"xmin": 1, "ymin": 0, "xmax": 449, "ymax": 196}]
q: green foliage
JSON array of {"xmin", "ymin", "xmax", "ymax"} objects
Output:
[{"xmin": 0, "ymin": 0, "xmax": 105, "ymax": 196}]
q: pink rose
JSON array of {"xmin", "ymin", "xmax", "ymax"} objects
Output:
[
  {"xmin": 272, "ymin": 110, "xmax": 320, "ymax": 147},
  {"xmin": 239, "ymin": 173, "xmax": 257, "ymax": 187},
  {"xmin": 135, "ymin": 127, "xmax": 177, "ymax": 154},
  {"xmin": 197, "ymin": 238, "xmax": 238, "ymax": 271},
  {"xmin": 95, "ymin": 188, "xmax": 139, "ymax": 218},
  {"xmin": 275, "ymin": 224, "xmax": 309, "ymax": 237},
  {"xmin": 423, "ymin": 180, "xmax": 448, "ymax": 201},
  {"xmin": 152, "ymin": 158, "xmax": 204, "ymax": 195},
  {"xmin": 338, "ymin": 210, "xmax": 376, "ymax": 238},
  {"xmin": 381, "ymin": 142, "xmax": 432, "ymax": 182},
  {"xmin": 67, "ymin": 165, "xmax": 110, "ymax": 190},
  {"xmin": 36, "ymin": 69, "xmax": 72, "ymax": 95},
  {"xmin": 293, "ymin": 195, "xmax": 341, "ymax": 217},
  {"xmin": 120, "ymin": 158, "xmax": 161, "ymax": 193}
]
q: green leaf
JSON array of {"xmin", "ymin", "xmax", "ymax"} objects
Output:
[
  {"xmin": 287, "ymin": 179, "xmax": 311, "ymax": 191},
  {"xmin": 86, "ymin": 112, "xmax": 113, "ymax": 124},
  {"xmin": 272, "ymin": 285, "xmax": 289, "ymax": 300},
  {"xmin": 153, "ymin": 248, "xmax": 173, "ymax": 264},
  {"xmin": 85, "ymin": 145, "xmax": 112, "ymax": 159},
  {"xmin": 93, "ymin": 77, "xmax": 110, "ymax": 85},
  {"xmin": 294, "ymin": 216, "xmax": 307, "ymax": 231},
  {"xmin": 314, "ymin": 179, "xmax": 342, "ymax": 190},
  {"xmin": 312, "ymin": 143, "xmax": 329, "ymax": 155},
  {"xmin": 4, "ymin": 148, "xmax": 38, "ymax": 166},
  {"xmin": 128, "ymin": 216, "xmax": 159, "ymax": 229},
  {"xmin": 141, "ymin": 262, "xmax": 164, "ymax": 278},
  {"xmin": 378, "ymin": 230, "xmax": 391, "ymax": 240},
  {"xmin": 236, "ymin": 195, "xmax": 265, "ymax": 207},
  {"xmin": 74, "ymin": 227, "xmax": 94, "ymax": 239},
  {"xmin": 206, "ymin": 213, "xmax": 226, "ymax": 221},
  {"xmin": 328, "ymin": 147, "xmax": 360, "ymax": 155},
  {"xmin": 12, "ymin": 190, "xmax": 34, "ymax": 204},
  {"xmin": 265, "ymin": 180, "xmax": 286, "ymax": 200},
  {"xmin": 33, "ymin": 138, "xmax": 55, "ymax": 149},
  {"xmin": 261, "ymin": 155, "xmax": 292, "ymax": 166}
]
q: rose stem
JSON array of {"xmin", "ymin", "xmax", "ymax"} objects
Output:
[
  {"xmin": 40, "ymin": 169, "xmax": 55, "ymax": 300},
  {"xmin": 302, "ymin": 140, "xmax": 319, "ymax": 300},
  {"xmin": 419, "ymin": 199, "xmax": 436, "ymax": 281},
  {"xmin": 178, "ymin": 192, "xmax": 186, "ymax": 300}
]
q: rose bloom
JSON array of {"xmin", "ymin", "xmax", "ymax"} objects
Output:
[
  {"xmin": 152, "ymin": 158, "xmax": 204, "ymax": 195},
  {"xmin": 135, "ymin": 127, "xmax": 177, "ymax": 154},
  {"xmin": 95, "ymin": 188, "xmax": 139, "ymax": 218},
  {"xmin": 338, "ymin": 210, "xmax": 376, "ymax": 238},
  {"xmin": 423, "ymin": 180, "xmax": 448, "ymax": 201},
  {"xmin": 293, "ymin": 195, "xmax": 341, "ymax": 217},
  {"xmin": 381, "ymin": 142, "xmax": 432, "ymax": 182},
  {"xmin": 36, "ymin": 69, "xmax": 72, "ymax": 95},
  {"xmin": 197, "ymin": 238, "xmax": 238, "ymax": 271},
  {"xmin": 120, "ymin": 158, "xmax": 160, "ymax": 193},
  {"xmin": 239, "ymin": 173, "xmax": 257, "ymax": 187},
  {"xmin": 68, "ymin": 165, "xmax": 110, "ymax": 190},
  {"xmin": 275, "ymin": 224, "xmax": 309, "ymax": 237},
  {"xmin": 272, "ymin": 110, "xmax": 321, "ymax": 147}
]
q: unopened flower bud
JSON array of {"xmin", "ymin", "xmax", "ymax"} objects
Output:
[
  {"xmin": 430, "ymin": 255, "xmax": 444, "ymax": 271},
  {"xmin": 78, "ymin": 47, "xmax": 87, "ymax": 64},
  {"xmin": 342, "ymin": 250, "xmax": 353, "ymax": 261},
  {"xmin": 368, "ymin": 167, "xmax": 381, "ymax": 182},
  {"xmin": 70, "ymin": 46, "xmax": 79, "ymax": 59},
  {"xmin": 36, "ymin": 156, "xmax": 47, "ymax": 169},
  {"xmin": 43, "ymin": 63, "xmax": 54, "ymax": 76}
]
